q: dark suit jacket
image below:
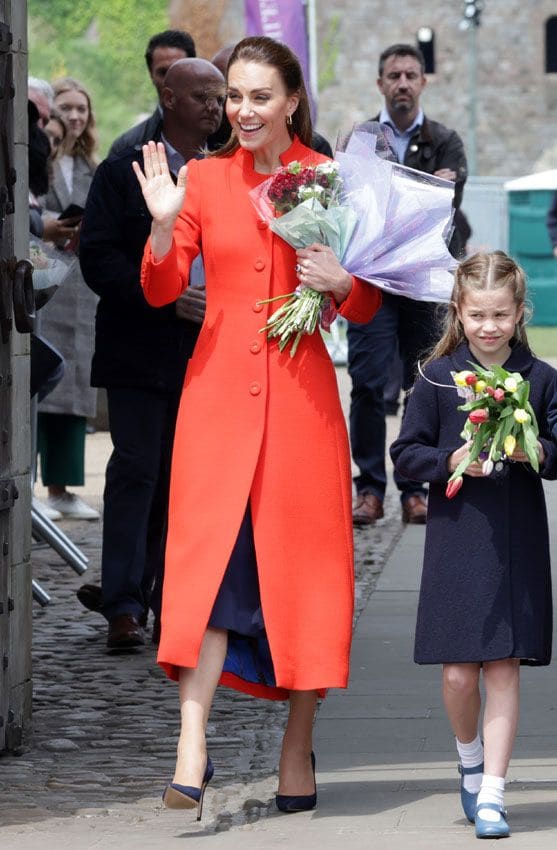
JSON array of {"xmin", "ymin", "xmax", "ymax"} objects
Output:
[
  {"xmin": 79, "ymin": 138, "xmax": 199, "ymax": 390},
  {"xmin": 108, "ymin": 109, "xmax": 162, "ymax": 158}
]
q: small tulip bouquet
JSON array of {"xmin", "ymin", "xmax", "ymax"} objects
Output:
[
  {"xmin": 250, "ymin": 159, "xmax": 356, "ymax": 356},
  {"xmin": 445, "ymin": 363, "xmax": 540, "ymax": 498}
]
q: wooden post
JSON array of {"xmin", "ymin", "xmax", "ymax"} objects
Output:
[{"xmin": 0, "ymin": 0, "xmax": 32, "ymax": 754}]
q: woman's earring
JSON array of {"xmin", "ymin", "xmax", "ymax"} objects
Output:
[{"xmin": 286, "ymin": 114, "xmax": 293, "ymax": 126}]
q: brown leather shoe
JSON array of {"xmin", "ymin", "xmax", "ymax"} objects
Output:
[
  {"xmin": 353, "ymin": 492, "xmax": 384, "ymax": 525},
  {"xmin": 402, "ymin": 494, "xmax": 427, "ymax": 524},
  {"xmin": 107, "ymin": 614, "xmax": 145, "ymax": 649}
]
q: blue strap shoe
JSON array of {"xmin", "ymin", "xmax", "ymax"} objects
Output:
[
  {"xmin": 458, "ymin": 761, "xmax": 483, "ymax": 823},
  {"xmin": 475, "ymin": 802, "xmax": 510, "ymax": 839}
]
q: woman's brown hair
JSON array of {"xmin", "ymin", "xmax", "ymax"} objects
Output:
[
  {"xmin": 214, "ymin": 36, "xmax": 312, "ymax": 158},
  {"xmin": 424, "ymin": 251, "xmax": 531, "ymax": 365},
  {"xmin": 52, "ymin": 77, "xmax": 98, "ymax": 165}
]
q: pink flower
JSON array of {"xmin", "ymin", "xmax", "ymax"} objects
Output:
[
  {"xmin": 493, "ymin": 388, "xmax": 505, "ymax": 402},
  {"xmin": 469, "ymin": 408, "xmax": 489, "ymax": 424},
  {"xmin": 446, "ymin": 476, "xmax": 464, "ymax": 499}
]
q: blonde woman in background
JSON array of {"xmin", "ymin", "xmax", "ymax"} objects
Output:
[{"xmin": 38, "ymin": 77, "xmax": 99, "ymax": 520}]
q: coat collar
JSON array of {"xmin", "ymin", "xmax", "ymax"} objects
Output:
[
  {"xmin": 449, "ymin": 341, "xmax": 535, "ymax": 376},
  {"xmin": 238, "ymin": 134, "xmax": 317, "ymax": 182}
]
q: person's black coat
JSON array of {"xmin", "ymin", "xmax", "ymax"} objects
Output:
[
  {"xmin": 108, "ymin": 109, "xmax": 162, "ymax": 158},
  {"xmin": 391, "ymin": 342, "xmax": 557, "ymax": 666},
  {"xmin": 79, "ymin": 142, "xmax": 199, "ymax": 390}
]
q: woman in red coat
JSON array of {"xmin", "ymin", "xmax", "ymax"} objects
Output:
[{"xmin": 134, "ymin": 37, "xmax": 381, "ymax": 816}]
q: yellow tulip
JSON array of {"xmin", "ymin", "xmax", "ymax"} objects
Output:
[
  {"xmin": 513, "ymin": 409, "xmax": 529, "ymax": 424},
  {"xmin": 453, "ymin": 371, "xmax": 469, "ymax": 387},
  {"xmin": 474, "ymin": 380, "xmax": 487, "ymax": 393},
  {"xmin": 504, "ymin": 435, "xmax": 516, "ymax": 456}
]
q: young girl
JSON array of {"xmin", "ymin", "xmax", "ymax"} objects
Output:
[{"xmin": 391, "ymin": 251, "xmax": 557, "ymax": 839}]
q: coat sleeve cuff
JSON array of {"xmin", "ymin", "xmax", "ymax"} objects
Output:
[
  {"xmin": 140, "ymin": 238, "xmax": 183, "ymax": 306},
  {"xmin": 337, "ymin": 276, "xmax": 382, "ymax": 324}
]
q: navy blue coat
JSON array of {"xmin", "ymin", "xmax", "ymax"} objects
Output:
[
  {"xmin": 79, "ymin": 143, "xmax": 199, "ymax": 390},
  {"xmin": 390, "ymin": 342, "xmax": 557, "ymax": 666}
]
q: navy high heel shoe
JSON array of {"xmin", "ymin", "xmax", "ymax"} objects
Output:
[
  {"xmin": 475, "ymin": 802, "xmax": 510, "ymax": 839},
  {"xmin": 276, "ymin": 751, "xmax": 317, "ymax": 813},
  {"xmin": 162, "ymin": 756, "xmax": 214, "ymax": 821},
  {"xmin": 458, "ymin": 761, "xmax": 484, "ymax": 823}
]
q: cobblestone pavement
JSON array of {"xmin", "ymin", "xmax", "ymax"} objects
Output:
[{"xmin": 0, "ymin": 370, "xmax": 406, "ymax": 841}]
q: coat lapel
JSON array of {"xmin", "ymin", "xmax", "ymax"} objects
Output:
[
  {"xmin": 71, "ymin": 156, "xmax": 96, "ymax": 207},
  {"xmin": 48, "ymin": 159, "xmax": 71, "ymax": 212}
]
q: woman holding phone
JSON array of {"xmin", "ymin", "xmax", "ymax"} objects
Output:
[{"xmin": 37, "ymin": 77, "xmax": 99, "ymax": 521}]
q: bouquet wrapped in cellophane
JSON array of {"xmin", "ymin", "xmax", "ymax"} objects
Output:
[
  {"xmin": 249, "ymin": 123, "xmax": 458, "ymax": 356},
  {"xmin": 445, "ymin": 363, "xmax": 540, "ymax": 499},
  {"xmin": 29, "ymin": 238, "xmax": 78, "ymax": 309}
]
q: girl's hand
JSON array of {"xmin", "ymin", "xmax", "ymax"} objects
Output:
[
  {"xmin": 295, "ymin": 244, "xmax": 352, "ymax": 305},
  {"xmin": 132, "ymin": 141, "xmax": 187, "ymax": 227},
  {"xmin": 447, "ymin": 442, "xmax": 485, "ymax": 477},
  {"xmin": 510, "ymin": 441, "xmax": 545, "ymax": 466}
]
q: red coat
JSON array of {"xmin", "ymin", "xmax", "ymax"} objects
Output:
[{"xmin": 141, "ymin": 137, "xmax": 381, "ymax": 698}]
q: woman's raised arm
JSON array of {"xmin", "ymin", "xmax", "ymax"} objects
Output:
[{"xmin": 132, "ymin": 141, "xmax": 188, "ymax": 261}]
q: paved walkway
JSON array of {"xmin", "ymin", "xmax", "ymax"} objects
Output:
[{"xmin": 2, "ymin": 370, "xmax": 557, "ymax": 848}]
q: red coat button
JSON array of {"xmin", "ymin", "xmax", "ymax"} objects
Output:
[
  {"xmin": 257, "ymin": 220, "xmax": 268, "ymax": 230},
  {"xmin": 252, "ymin": 302, "xmax": 264, "ymax": 313},
  {"xmin": 249, "ymin": 382, "xmax": 261, "ymax": 395},
  {"xmin": 250, "ymin": 341, "xmax": 262, "ymax": 354},
  {"xmin": 254, "ymin": 258, "xmax": 265, "ymax": 271}
]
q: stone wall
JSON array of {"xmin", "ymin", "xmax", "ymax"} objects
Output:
[{"xmin": 214, "ymin": 0, "xmax": 557, "ymax": 177}]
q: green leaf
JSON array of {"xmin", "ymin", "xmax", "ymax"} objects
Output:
[{"xmin": 498, "ymin": 406, "xmax": 515, "ymax": 418}]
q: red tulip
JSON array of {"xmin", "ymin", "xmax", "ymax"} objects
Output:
[
  {"xmin": 469, "ymin": 408, "xmax": 489, "ymax": 424},
  {"xmin": 446, "ymin": 476, "xmax": 463, "ymax": 499},
  {"xmin": 486, "ymin": 386, "xmax": 495, "ymax": 396},
  {"xmin": 465, "ymin": 373, "xmax": 477, "ymax": 386}
]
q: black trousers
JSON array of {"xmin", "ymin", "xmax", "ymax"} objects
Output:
[
  {"xmin": 347, "ymin": 293, "xmax": 442, "ymax": 502},
  {"xmin": 101, "ymin": 386, "xmax": 182, "ymax": 622}
]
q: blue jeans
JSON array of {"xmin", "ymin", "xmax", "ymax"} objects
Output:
[{"xmin": 347, "ymin": 292, "xmax": 442, "ymax": 502}]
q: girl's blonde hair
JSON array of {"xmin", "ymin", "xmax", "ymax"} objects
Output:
[
  {"xmin": 52, "ymin": 77, "xmax": 98, "ymax": 164},
  {"xmin": 425, "ymin": 250, "xmax": 531, "ymax": 365}
]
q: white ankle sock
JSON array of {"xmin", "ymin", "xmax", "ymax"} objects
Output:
[
  {"xmin": 456, "ymin": 735, "xmax": 484, "ymax": 793},
  {"xmin": 477, "ymin": 774, "xmax": 505, "ymax": 821}
]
